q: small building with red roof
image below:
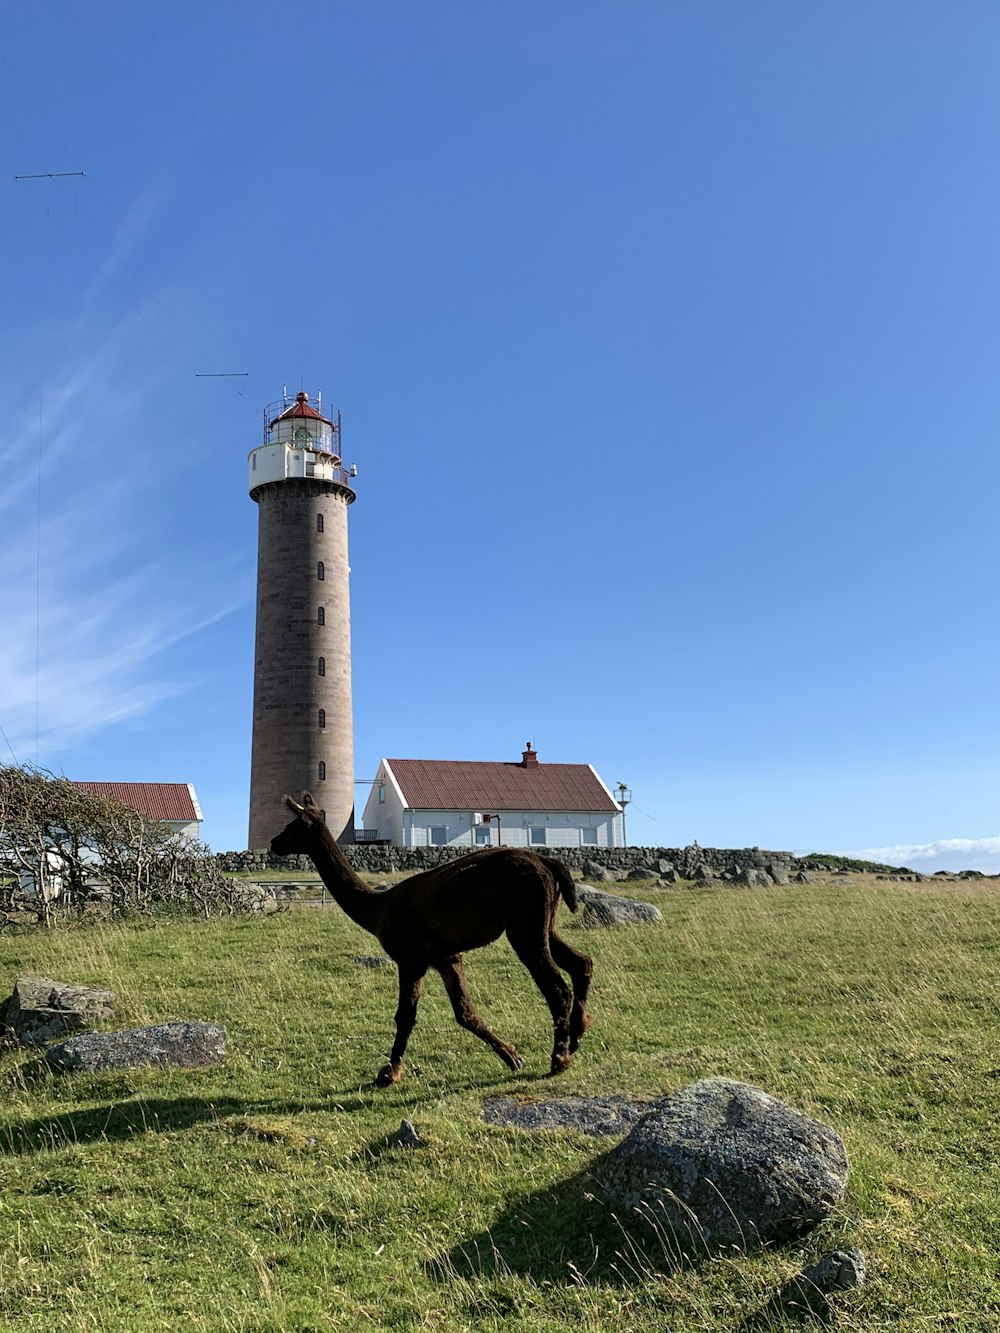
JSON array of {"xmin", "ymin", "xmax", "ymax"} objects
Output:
[
  {"xmin": 73, "ymin": 782, "xmax": 204, "ymax": 844},
  {"xmin": 360, "ymin": 746, "xmax": 622, "ymax": 849}
]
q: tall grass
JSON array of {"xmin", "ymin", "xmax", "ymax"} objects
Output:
[{"xmin": 0, "ymin": 874, "xmax": 998, "ymax": 1330}]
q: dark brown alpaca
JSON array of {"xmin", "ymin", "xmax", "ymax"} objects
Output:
[{"xmin": 271, "ymin": 793, "xmax": 594, "ymax": 1085}]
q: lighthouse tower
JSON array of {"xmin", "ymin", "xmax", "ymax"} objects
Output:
[{"xmin": 247, "ymin": 389, "xmax": 356, "ymax": 848}]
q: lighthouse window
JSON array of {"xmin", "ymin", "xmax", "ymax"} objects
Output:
[
  {"xmin": 318, "ymin": 709, "xmax": 326, "ymax": 729},
  {"xmin": 317, "ymin": 607, "xmax": 325, "ymax": 625},
  {"xmin": 317, "ymin": 561, "xmax": 325, "ymax": 581},
  {"xmin": 318, "ymin": 657, "xmax": 326, "ymax": 676},
  {"xmin": 318, "ymin": 761, "xmax": 327, "ymax": 782},
  {"xmin": 316, "ymin": 514, "xmax": 324, "ymax": 533}
]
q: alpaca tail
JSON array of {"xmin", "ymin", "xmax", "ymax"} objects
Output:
[{"xmin": 544, "ymin": 856, "xmax": 579, "ymax": 913}]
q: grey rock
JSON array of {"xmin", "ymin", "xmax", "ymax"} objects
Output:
[
  {"xmin": 793, "ymin": 870, "xmax": 813, "ymax": 884},
  {"xmin": 660, "ymin": 868, "xmax": 680, "ymax": 884},
  {"xmin": 656, "ymin": 859, "xmax": 674, "ymax": 876},
  {"xmin": 731, "ymin": 867, "xmax": 774, "ymax": 888},
  {"xmin": 582, "ymin": 861, "xmax": 617, "ymax": 883},
  {"xmin": 2, "ymin": 975, "xmax": 116, "ymax": 1047},
  {"xmin": 227, "ymin": 883, "xmax": 282, "ymax": 913},
  {"xmin": 599, "ymin": 1078, "xmax": 848, "ymax": 1252},
  {"xmin": 767, "ymin": 869, "xmax": 790, "ymax": 886},
  {"xmin": 577, "ymin": 887, "xmax": 663, "ymax": 927},
  {"xmin": 777, "ymin": 1247, "xmax": 867, "ymax": 1317},
  {"xmin": 391, "ymin": 1118, "xmax": 426, "ymax": 1148},
  {"xmin": 626, "ymin": 867, "xmax": 659, "ymax": 882},
  {"xmin": 46, "ymin": 1020, "xmax": 227, "ymax": 1072},
  {"xmin": 483, "ymin": 1093, "xmax": 647, "ymax": 1137}
]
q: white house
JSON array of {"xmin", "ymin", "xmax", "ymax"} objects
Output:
[
  {"xmin": 360, "ymin": 745, "xmax": 622, "ymax": 849},
  {"xmin": 17, "ymin": 783, "xmax": 204, "ymax": 898},
  {"xmin": 73, "ymin": 782, "xmax": 205, "ymax": 844}
]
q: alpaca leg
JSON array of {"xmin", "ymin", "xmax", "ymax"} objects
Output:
[
  {"xmin": 435, "ymin": 958, "xmax": 524, "ymax": 1071},
  {"xmin": 375, "ymin": 965, "xmax": 425, "ymax": 1087},
  {"xmin": 506, "ymin": 928, "xmax": 574, "ymax": 1075},
  {"xmin": 549, "ymin": 930, "xmax": 594, "ymax": 1053}
]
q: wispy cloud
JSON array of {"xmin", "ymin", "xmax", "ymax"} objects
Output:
[
  {"xmin": 850, "ymin": 837, "xmax": 1000, "ymax": 874},
  {"xmin": 0, "ymin": 304, "xmax": 244, "ymax": 766}
]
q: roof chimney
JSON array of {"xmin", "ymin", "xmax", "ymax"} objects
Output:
[{"xmin": 521, "ymin": 742, "xmax": 538, "ymax": 767}]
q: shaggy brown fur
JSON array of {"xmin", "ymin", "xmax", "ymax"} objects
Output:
[{"xmin": 271, "ymin": 793, "xmax": 594, "ymax": 1085}]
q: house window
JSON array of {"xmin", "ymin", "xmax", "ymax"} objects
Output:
[
  {"xmin": 582, "ymin": 827, "xmax": 598, "ymax": 845},
  {"xmin": 317, "ymin": 607, "xmax": 325, "ymax": 625},
  {"xmin": 316, "ymin": 513, "xmax": 324, "ymax": 533},
  {"xmin": 317, "ymin": 561, "xmax": 325, "ymax": 581},
  {"xmin": 378, "ymin": 784, "xmax": 385, "ymax": 804},
  {"xmin": 530, "ymin": 827, "xmax": 547, "ymax": 846},
  {"xmin": 475, "ymin": 825, "xmax": 491, "ymax": 845},
  {"xmin": 429, "ymin": 826, "xmax": 447, "ymax": 846},
  {"xmin": 318, "ymin": 657, "xmax": 325, "ymax": 676},
  {"xmin": 318, "ymin": 761, "xmax": 326, "ymax": 781},
  {"xmin": 318, "ymin": 709, "xmax": 326, "ymax": 729}
]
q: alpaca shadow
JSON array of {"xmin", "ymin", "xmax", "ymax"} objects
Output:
[
  {"xmin": 431, "ymin": 1163, "xmax": 692, "ymax": 1289},
  {"xmin": 321, "ymin": 1066, "xmax": 553, "ymax": 1118},
  {"xmin": 0, "ymin": 1093, "xmax": 299, "ymax": 1155}
]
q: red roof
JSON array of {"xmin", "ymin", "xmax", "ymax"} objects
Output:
[
  {"xmin": 384, "ymin": 759, "xmax": 618, "ymax": 813},
  {"xmin": 270, "ymin": 391, "xmax": 331, "ymax": 427},
  {"xmin": 73, "ymin": 782, "xmax": 202, "ymax": 823}
]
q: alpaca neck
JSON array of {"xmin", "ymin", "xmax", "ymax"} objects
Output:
[{"xmin": 309, "ymin": 827, "xmax": 383, "ymax": 934}]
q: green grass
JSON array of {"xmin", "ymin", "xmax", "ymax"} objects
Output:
[{"xmin": 1, "ymin": 875, "xmax": 998, "ymax": 1330}]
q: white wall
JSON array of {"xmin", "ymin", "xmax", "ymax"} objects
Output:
[
  {"xmin": 360, "ymin": 761, "xmax": 405, "ymax": 844},
  {"xmin": 403, "ymin": 809, "xmax": 617, "ymax": 849}
]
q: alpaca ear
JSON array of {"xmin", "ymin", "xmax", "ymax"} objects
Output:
[{"xmin": 301, "ymin": 792, "xmax": 326, "ymax": 823}]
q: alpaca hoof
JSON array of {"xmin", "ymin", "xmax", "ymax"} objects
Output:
[
  {"xmin": 375, "ymin": 1063, "xmax": 402, "ymax": 1087},
  {"xmin": 549, "ymin": 1052, "xmax": 572, "ymax": 1076}
]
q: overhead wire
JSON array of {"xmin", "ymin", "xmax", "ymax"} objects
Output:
[{"xmin": 0, "ymin": 48, "xmax": 256, "ymax": 418}]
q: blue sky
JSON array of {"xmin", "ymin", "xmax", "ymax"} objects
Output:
[{"xmin": 1, "ymin": 3, "xmax": 999, "ymax": 869}]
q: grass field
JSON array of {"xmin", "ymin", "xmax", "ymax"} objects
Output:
[{"xmin": 1, "ymin": 871, "xmax": 998, "ymax": 1331}]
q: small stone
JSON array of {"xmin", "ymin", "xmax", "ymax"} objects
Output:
[
  {"xmin": 391, "ymin": 1119, "xmax": 425, "ymax": 1148},
  {"xmin": 778, "ymin": 1247, "xmax": 867, "ymax": 1316}
]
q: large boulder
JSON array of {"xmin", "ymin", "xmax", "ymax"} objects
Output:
[
  {"xmin": 577, "ymin": 886, "xmax": 663, "ymax": 927},
  {"xmin": 1, "ymin": 975, "xmax": 116, "ymax": 1047},
  {"xmin": 46, "ymin": 1020, "xmax": 227, "ymax": 1072},
  {"xmin": 599, "ymin": 1078, "xmax": 848, "ymax": 1252}
]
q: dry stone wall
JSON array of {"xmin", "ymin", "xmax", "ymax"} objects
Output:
[{"xmin": 216, "ymin": 844, "xmax": 799, "ymax": 878}]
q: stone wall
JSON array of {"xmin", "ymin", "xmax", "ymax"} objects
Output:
[{"xmin": 216, "ymin": 844, "xmax": 799, "ymax": 878}]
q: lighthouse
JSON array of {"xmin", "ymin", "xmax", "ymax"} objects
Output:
[{"xmin": 247, "ymin": 389, "xmax": 356, "ymax": 848}]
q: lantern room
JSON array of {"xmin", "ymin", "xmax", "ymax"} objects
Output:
[
  {"xmin": 268, "ymin": 390, "xmax": 339, "ymax": 454},
  {"xmin": 248, "ymin": 389, "xmax": 355, "ymax": 500}
]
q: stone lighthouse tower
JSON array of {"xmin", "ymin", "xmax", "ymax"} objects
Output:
[{"xmin": 247, "ymin": 389, "xmax": 356, "ymax": 848}]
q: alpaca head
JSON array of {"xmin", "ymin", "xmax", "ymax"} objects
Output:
[{"xmin": 271, "ymin": 792, "xmax": 326, "ymax": 854}]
